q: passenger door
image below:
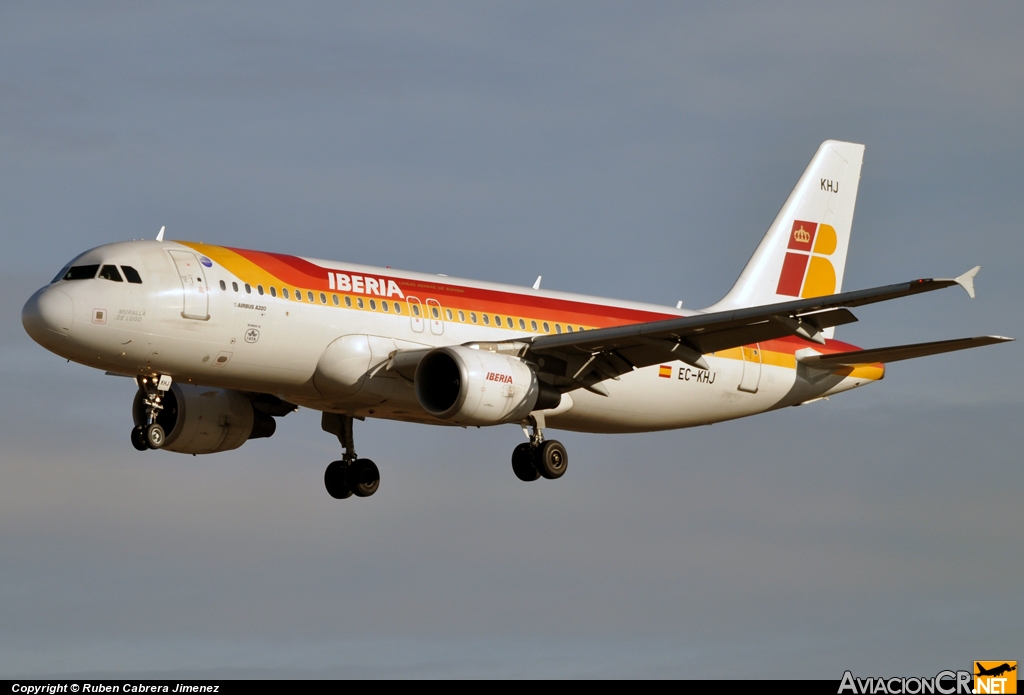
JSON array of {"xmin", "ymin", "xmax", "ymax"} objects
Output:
[
  {"xmin": 737, "ymin": 343, "xmax": 762, "ymax": 393},
  {"xmin": 168, "ymin": 250, "xmax": 210, "ymax": 320}
]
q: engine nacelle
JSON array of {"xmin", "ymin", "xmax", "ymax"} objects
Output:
[
  {"xmin": 414, "ymin": 346, "xmax": 560, "ymax": 426},
  {"xmin": 133, "ymin": 384, "xmax": 275, "ymax": 455}
]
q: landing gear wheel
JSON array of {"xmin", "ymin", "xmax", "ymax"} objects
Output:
[
  {"xmin": 536, "ymin": 440, "xmax": 568, "ymax": 480},
  {"xmin": 145, "ymin": 423, "xmax": 166, "ymax": 449},
  {"xmin": 131, "ymin": 426, "xmax": 149, "ymax": 451},
  {"xmin": 324, "ymin": 460, "xmax": 352, "ymax": 499},
  {"xmin": 349, "ymin": 458, "xmax": 380, "ymax": 498},
  {"xmin": 512, "ymin": 442, "xmax": 540, "ymax": 482}
]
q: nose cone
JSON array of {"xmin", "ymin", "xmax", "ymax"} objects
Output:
[{"xmin": 23, "ymin": 286, "xmax": 74, "ymax": 347}]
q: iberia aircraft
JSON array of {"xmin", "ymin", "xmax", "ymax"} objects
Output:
[{"xmin": 22, "ymin": 141, "xmax": 1012, "ymax": 499}]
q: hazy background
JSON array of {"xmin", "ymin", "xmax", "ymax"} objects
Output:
[{"xmin": 2, "ymin": 2, "xmax": 1021, "ymax": 678}]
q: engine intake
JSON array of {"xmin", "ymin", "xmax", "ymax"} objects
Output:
[{"xmin": 415, "ymin": 346, "xmax": 561, "ymax": 426}]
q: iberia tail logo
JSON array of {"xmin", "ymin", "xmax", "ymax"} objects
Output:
[{"xmin": 776, "ymin": 220, "xmax": 837, "ymax": 298}]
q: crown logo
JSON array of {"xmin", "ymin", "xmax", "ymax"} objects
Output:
[{"xmin": 793, "ymin": 226, "xmax": 811, "ymax": 243}]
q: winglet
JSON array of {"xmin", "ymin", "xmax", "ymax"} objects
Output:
[
  {"xmin": 954, "ymin": 265, "xmax": 980, "ymax": 299},
  {"xmin": 533, "ymin": 276, "xmax": 542, "ymax": 290},
  {"xmin": 156, "ymin": 225, "xmax": 166, "ymax": 242}
]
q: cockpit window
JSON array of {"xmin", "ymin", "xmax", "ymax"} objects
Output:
[
  {"xmin": 98, "ymin": 265, "xmax": 123, "ymax": 282},
  {"xmin": 62, "ymin": 265, "xmax": 100, "ymax": 281},
  {"xmin": 51, "ymin": 265, "xmax": 71, "ymax": 283},
  {"xmin": 122, "ymin": 266, "xmax": 143, "ymax": 284}
]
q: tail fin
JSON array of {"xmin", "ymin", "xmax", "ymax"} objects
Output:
[{"xmin": 706, "ymin": 140, "xmax": 865, "ymax": 337}]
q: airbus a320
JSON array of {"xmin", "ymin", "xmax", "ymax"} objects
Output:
[{"xmin": 22, "ymin": 141, "xmax": 1012, "ymax": 499}]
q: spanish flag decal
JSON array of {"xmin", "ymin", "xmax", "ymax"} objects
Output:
[{"xmin": 659, "ymin": 365, "xmax": 673, "ymax": 378}]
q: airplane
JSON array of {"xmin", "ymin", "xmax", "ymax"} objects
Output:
[{"xmin": 21, "ymin": 140, "xmax": 1012, "ymax": 500}]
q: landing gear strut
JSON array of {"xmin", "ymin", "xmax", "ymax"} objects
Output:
[
  {"xmin": 512, "ymin": 414, "xmax": 568, "ymax": 482},
  {"xmin": 132, "ymin": 374, "xmax": 172, "ymax": 450},
  {"xmin": 322, "ymin": 413, "xmax": 380, "ymax": 499}
]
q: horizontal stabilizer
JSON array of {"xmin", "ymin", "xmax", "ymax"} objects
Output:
[{"xmin": 797, "ymin": 335, "xmax": 1013, "ymax": 369}]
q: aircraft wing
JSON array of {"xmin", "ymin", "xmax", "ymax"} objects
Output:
[
  {"xmin": 522, "ymin": 268, "xmax": 990, "ymax": 394},
  {"xmin": 795, "ymin": 336, "xmax": 1013, "ymax": 368}
]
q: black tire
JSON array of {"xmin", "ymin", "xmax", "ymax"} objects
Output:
[
  {"xmin": 145, "ymin": 423, "xmax": 166, "ymax": 449},
  {"xmin": 511, "ymin": 442, "xmax": 540, "ymax": 482},
  {"xmin": 349, "ymin": 458, "xmax": 380, "ymax": 498},
  {"xmin": 324, "ymin": 460, "xmax": 352, "ymax": 499},
  {"xmin": 131, "ymin": 426, "xmax": 149, "ymax": 451},
  {"xmin": 536, "ymin": 440, "xmax": 568, "ymax": 480}
]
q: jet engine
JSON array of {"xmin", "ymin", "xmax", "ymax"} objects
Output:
[
  {"xmin": 414, "ymin": 346, "xmax": 561, "ymax": 426},
  {"xmin": 132, "ymin": 383, "xmax": 277, "ymax": 455}
]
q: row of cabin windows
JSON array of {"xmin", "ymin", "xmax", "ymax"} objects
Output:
[
  {"xmin": 56, "ymin": 264, "xmax": 143, "ymax": 284},
  {"xmin": 216, "ymin": 278, "xmax": 584, "ymax": 334}
]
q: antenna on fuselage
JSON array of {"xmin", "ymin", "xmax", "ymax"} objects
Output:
[
  {"xmin": 156, "ymin": 226, "xmax": 166, "ymax": 242},
  {"xmin": 676, "ymin": 300, "xmax": 683, "ymax": 309},
  {"xmin": 533, "ymin": 276, "xmax": 542, "ymax": 290}
]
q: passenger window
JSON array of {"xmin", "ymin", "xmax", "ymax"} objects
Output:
[
  {"xmin": 369, "ymin": 299, "xmax": 376, "ymax": 311},
  {"xmin": 432, "ymin": 307, "xmax": 440, "ymax": 319},
  {"xmin": 394, "ymin": 302, "xmax": 402, "ymax": 314},
  {"xmin": 531, "ymin": 320, "xmax": 537, "ymax": 331},
  {"xmin": 332, "ymin": 294, "xmax": 339, "ymax": 306},
  {"xmin": 519, "ymin": 318, "xmax": 525, "ymax": 329},
  {"xmin": 555, "ymin": 324, "xmax": 562, "ymax": 334},
  {"xmin": 232, "ymin": 282, "xmax": 239, "ymax": 292},
  {"xmin": 62, "ymin": 265, "xmax": 99, "ymax": 281},
  {"xmin": 446, "ymin": 309, "xmax": 453, "ymax": 321},
  {"xmin": 320, "ymin": 293, "xmax": 327, "ymax": 304},
  {"xmin": 121, "ymin": 266, "xmax": 143, "ymax": 284},
  {"xmin": 382, "ymin": 301, "xmax": 389, "ymax": 312},
  {"xmin": 483, "ymin": 314, "xmax": 490, "ymax": 325},
  {"xmin": 282, "ymin": 288, "xmax": 289, "ymax": 299},
  {"xmin": 412, "ymin": 304, "xmax": 420, "ymax": 316},
  {"xmin": 257, "ymin": 285, "xmax": 264, "ymax": 295},
  {"xmin": 244, "ymin": 283, "xmax": 251, "ymax": 294},
  {"xmin": 543, "ymin": 322, "xmax": 549, "ymax": 333},
  {"xmin": 307, "ymin": 291, "xmax": 314, "ymax": 303},
  {"xmin": 345, "ymin": 296, "xmax": 352, "ymax": 307},
  {"xmin": 566, "ymin": 325, "xmax": 573, "ymax": 332},
  {"xmin": 219, "ymin": 280, "xmax": 227, "ymax": 291},
  {"xmin": 506, "ymin": 317, "xmax": 513, "ymax": 328},
  {"xmin": 357, "ymin": 297, "xmax": 364, "ymax": 309},
  {"xmin": 270, "ymin": 287, "xmax": 277, "ymax": 298},
  {"xmin": 495, "ymin": 315, "xmax": 501, "ymax": 325},
  {"xmin": 295, "ymin": 289, "xmax": 302, "ymax": 301},
  {"xmin": 99, "ymin": 265, "xmax": 123, "ymax": 282},
  {"xmin": 471, "ymin": 312, "xmax": 477, "ymax": 324},
  {"xmin": 458, "ymin": 311, "xmax": 465, "ymax": 322}
]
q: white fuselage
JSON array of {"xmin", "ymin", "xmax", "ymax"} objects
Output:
[{"xmin": 23, "ymin": 240, "xmax": 879, "ymax": 435}]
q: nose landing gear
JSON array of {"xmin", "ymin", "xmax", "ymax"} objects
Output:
[
  {"xmin": 512, "ymin": 414, "xmax": 568, "ymax": 482},
  {"xmin": 132, "ymin": 374, "xmax": 172, "ymax": 451},
  {"xmin": 321, "ymin": 413, "xmax": 380, "ymax": 499}
]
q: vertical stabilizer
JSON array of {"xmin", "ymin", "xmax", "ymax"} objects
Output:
[{"xmin": 705, "ymin": 141, "xmax": 864, "ymax": 337}]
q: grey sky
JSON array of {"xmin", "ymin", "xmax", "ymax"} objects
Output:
[{"xmin": 1, "ymin": 2, "xmax": 1021, "ymax": 678}]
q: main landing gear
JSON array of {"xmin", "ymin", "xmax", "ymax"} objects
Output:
[
  {"xmin": 321, "ymin": 413, "xmax": 380, "ymax": 499},
  {"xmin": 132, "ymin": 374, "xmax": 172, "ymax": 451},
  {"xmin": 512, "ymin": 414, "xmax": 568, "ymax": 482}
]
